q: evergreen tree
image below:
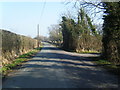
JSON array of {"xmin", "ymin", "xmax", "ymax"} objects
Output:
[
  {"xmin": 102, "ymin": 2, "xmax": 120, "ymax": 64},
  {"xmin": 60, "ymin": 8, "xmax": 101, "ymax": 52},
  {"xmin": 60, "ymin": 16, "xmax": 78, "ymax": 51}
]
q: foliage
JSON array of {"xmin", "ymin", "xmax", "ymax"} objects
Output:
[
  {"xmin": 102, "ymin": 2, "xmax": 120, "ymax": 64},
  {"xmin": 64, "ymin": 1, "xmax": 120, "ymax": 64},
  {"xmin": 68, "ymin": 1, "xmax": 120, "ymax": 65},
  {"xmin": 60, "ymin": 16, "xmax": 79, "ymax": 51},
  {"xmin": 0, "ymin": 48, "xmax": 40, "ymax": 77},
  {"xmin": 1, "ymin": 30, "xmax": 38, "ymax": 65},
  {"xmin": 60, "ymin": 8, "xmax": 102, "ymax": 52},
  {"xmin": 48, "ymin": 25, "xmax": 63, "ymax": 46}
]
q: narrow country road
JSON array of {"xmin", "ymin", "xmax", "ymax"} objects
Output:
[{"xmin": 2, "ymin": 42, "xmax": 119, "ymax": 88}]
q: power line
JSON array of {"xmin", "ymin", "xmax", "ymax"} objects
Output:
[
  {"xmin": 40, "ymin": 1, "xmax": 46, "ymax": 21},
  {"xmin": 35, "ymin": 1, "xmax": 46, "ymax": 39},
  {"xmin": 38, "ymin": 0, "xmax": 46, "ymax": 36}
]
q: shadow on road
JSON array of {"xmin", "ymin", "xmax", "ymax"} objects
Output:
[{"xmin": 2, "ymin": 43, "xmax": 119, "ymax": 88}]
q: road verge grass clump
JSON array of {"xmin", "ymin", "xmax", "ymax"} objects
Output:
[
  {"xmin": 77, "ymin": 50, "xmax": 100, "ymax": 54},
  {"xmin": 1, "ymin": 46, "xmax": 43, "ymax": 78},
  {"xmin": 92, "ymin": 57, "xmax": 120, "ymax": 76}
]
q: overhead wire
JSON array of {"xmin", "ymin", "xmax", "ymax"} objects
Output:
[
  {"xmin": 38, "ymin": 0, "xmax": 46, "ymax": 36},
  {"xmin": 40, "ymin": 1, "xmax": 46, "ymax": 19}
]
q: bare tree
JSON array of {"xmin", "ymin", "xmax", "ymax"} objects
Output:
[{"xmin": 48, "ymin": 24, "xmax": 63, "ymax": 45}]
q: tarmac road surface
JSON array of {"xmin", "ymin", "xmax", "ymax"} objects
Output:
[{"xmin": 2, "ymin": 42, "xmax": 119, "ymax": 88}]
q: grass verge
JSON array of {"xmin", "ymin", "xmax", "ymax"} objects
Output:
[
  {"xmin": 90, "ymin": 57, "xmax": 120, "ymax": 76},
  {"xmin": 77, "ymin": 50, "xmax": 100, "ymax": 54},
  {"xmin": 0, "ymin": 46, "xmax": 43, "ymax": 79}
]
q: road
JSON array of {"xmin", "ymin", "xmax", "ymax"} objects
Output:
[{"xmin": 2, "ymin": 42, "xmax": 119, "ymax": 88}]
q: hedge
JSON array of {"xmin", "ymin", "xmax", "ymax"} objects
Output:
[{"xmin": 1, "ymin": 29, "xmax": 38, "ymax": 66}]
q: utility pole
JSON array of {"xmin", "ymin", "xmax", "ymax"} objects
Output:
[{"xmin": 37, "ymin": 24, "xmax": 40, "ymax": 48}]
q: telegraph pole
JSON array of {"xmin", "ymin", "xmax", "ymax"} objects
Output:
[{"xmin": 37, "ymin": 24, "xmax": 39, "ymax": 48}]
